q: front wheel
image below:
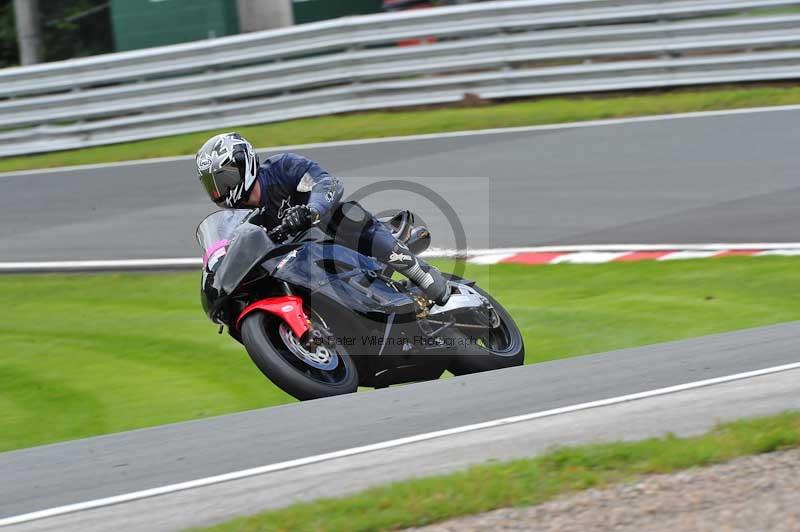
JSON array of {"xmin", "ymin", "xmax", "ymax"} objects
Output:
[
  {"xmin": 447, "ymin": 282, "xmax": 525, "ymax": 375},
  {"xmin": 241, "ymin": 311, "xmax": 359, "ymax": 401}
]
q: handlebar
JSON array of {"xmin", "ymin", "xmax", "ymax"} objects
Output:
[{"xmin": 268, "ymin": 223, "xmax": 291, "ymax": 242}]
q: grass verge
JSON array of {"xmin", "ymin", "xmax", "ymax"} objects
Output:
[
  {"xmin": 3, "ymin": 84, "xmax": 800, "ymax": 173},
  {"xmin": 1, "ymin": 256, "xmax": 799, "ymax": 452},
  {"xmin": 197, "ymin": 411, "xmax": 800, "ymax": 532}
]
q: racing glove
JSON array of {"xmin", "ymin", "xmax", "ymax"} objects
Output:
[{"xmin": 283, "ymin": 204, "xmax": 320, "ymax": 234}]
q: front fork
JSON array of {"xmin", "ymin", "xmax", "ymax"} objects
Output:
[
  {"xmin": 279, "ymin": 281, "xmax": 335, "ymax": 349},
  {"xmin": 237, "ymin": 282, "xmax": 335, "ymax": 350}
]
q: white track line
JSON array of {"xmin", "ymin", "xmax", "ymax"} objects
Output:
[
  {"xmin": 0, "ymin": 258, "xmax": 201, "ymax": 272},
  {"xmin": 2, "ymin": 361, "xmax": 799, "ymax": 527},
  {"xmin": 425, "ymin": 243, "xmax": 800, "ymax": 256},
  {"xmin": 658, "ymin": 250, "xmax": 721, "ymax": 261},
  {"xmin": 3, "ymin": 104, "xmax": 800, "ymax": 178},
  {"xmin": 2, "ymin": 243, "xmax": 800, "ymax": 272},
  {"xmin": 465, "ymin": 252, "xmax": 519, "ymax": 265},
  {"xmin": 758, "ymin": 249, "xmax": 800, "ymax": 256}
]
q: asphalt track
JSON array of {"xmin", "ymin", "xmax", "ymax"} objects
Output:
[
  {"xmin": 8, "ymin": 367, "xmax": 800, "ymax": 531},
  {"xmin": 2, "ymin": 107, "xmax": 800, "ymax": 261},
  {"xmin": 2, "ymin": 108, "xmax": 800, "ymax": 530},
  {"xmin": 2, "ymin": 323, "xmax": 800, "ymax": 529}
]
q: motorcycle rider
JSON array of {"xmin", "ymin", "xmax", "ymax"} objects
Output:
[{"xmin": 196, "ymin": 132, "xmax": 450, "ymax": 305}]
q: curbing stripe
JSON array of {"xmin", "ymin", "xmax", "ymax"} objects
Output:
[
  {"xmin": 479, "ymin": 246, "xmax": 800, "ymax": 265},
  {"xmin": 500, "ymin": 251, "xmax": 565, "ymax": 265},
  {"xmin": 614, "ymin": 250, "xmax": 673, "ymax": 262},
  {"xmin": 550, "ymin": 251, "xmax": 630, "ymax": 264}
]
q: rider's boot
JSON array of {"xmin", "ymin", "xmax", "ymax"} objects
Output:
[{"xmin": 387, "ymin": 242, "xmax": 451, "ymax": 306}]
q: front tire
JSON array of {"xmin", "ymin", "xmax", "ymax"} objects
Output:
[
  {"xmin": 241, "ymin": 312, "xmax": 359, "ymax": 401},
  {"xmin": 447, "ymin": 283, "xmax": 525, "ymax": 375}
]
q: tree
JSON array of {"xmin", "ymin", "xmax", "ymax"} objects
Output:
[
  {"xmin": 0, "ymin": 1, "xmax": 20, "ymax": 67},
  {"xmin": 0, "ymin": 0, "xmax": 112, "ymax": 68},
  {"xmin": 41, "ymin": 0, "xmax": 112, "ymax": 62}
]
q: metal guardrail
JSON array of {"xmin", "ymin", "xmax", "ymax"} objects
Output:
[{"xmin": 1, "ymin": 0, "xmax": 799, "ymax": 157}]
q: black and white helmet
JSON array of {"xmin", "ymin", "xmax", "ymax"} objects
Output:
[{"xmin": 196, "ymin": 132, "xmax": 259, "ymax": 208}]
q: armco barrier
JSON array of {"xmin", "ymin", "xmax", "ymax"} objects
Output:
[{"xmin": 1, "ymin": 0, "xmax": 799, "ymax": 156}]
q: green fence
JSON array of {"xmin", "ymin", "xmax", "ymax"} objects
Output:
[
  {"xmin": 111, "ymin": 0, "xmax": 386, "ymax": 52},
  {"xmin": 292, "ymin": 0, "xmax": 383, "ymax": 24},
  {"xmin": 111, "ymin": 0, "xmax": 240, "ymax": 52}
]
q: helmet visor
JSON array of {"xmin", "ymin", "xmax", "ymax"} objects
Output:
[
  {"xmin": 201, "ymin": 166, "xmax": 245, "ymax": 207},
  {"xmin": 199, "ymin": 172, "xmax": 222, "ymax": 203}
]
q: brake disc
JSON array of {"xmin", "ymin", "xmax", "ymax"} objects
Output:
[{"xmin": 278, "ymin": 323, "xmax": 340, "ymax": 371}]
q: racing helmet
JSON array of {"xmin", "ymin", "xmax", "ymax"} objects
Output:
[{"xmin": 196, "ymin": 132, "xmax": 259, "ymax": 208}]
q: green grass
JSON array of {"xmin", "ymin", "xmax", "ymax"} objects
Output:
[
  {"xmin": 198, "ymin": 411, "xmax": 800, "ymax": 532},
  {"xmin": 3, "ymin": 84, "xmax": 800, "ymax": 173},
  {"xmin": 2, "ymin": 256, "xmax": 800, "ymax": 452}
]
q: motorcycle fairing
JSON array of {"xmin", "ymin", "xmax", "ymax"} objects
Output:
[
  {"xmin": 236, "ymin": 295, "xmax": 310, "ymax": 338},
  {"xmin": 264, "ymin": 242, "xmax": 417, "ymax": 316},
  {"xmin": 214, "ymin": 222, "xmax": 275, "ymax": 295}
]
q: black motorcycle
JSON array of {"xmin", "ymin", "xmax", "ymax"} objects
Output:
[{"xmin": 196, "ymin": 208, "xmax": 524, "ymax": 401}]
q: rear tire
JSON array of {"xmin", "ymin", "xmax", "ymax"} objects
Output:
[
  {"xmin": 447, "ymin": 283, "xmax": 525, "ymax": 375},
  {"xmin": 241, "ymin": 312, "xmax": 359, "ymax": 401}
]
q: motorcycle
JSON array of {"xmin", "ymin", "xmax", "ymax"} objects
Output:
[{"xmin": 196, "ymin": 208, "xmax": 524, "ymax": 401}]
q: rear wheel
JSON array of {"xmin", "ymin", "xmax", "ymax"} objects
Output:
[
  {"xmin": 241, "ymin": 311, "xmax": 359, "ymax": 400},
  {"xmin": 447, "ymin": 283, "xmax": 525, "ymax": 375}
]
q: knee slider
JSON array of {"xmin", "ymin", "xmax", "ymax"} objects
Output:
[{"xmin": 340, "ymin": 201, "xmax": 368, "ymax": 224}]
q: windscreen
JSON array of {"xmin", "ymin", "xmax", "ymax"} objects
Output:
[
  {"xmin": 196, "ymin": 209, "xmax": 277, "ymax": 295},
  {"xmin": 215, "ymin": 223, "xmax": 275, "ymax": 294},
  {"xmin": 196, "ymin": 209, "xmax": 252, "ymax": 269}
]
